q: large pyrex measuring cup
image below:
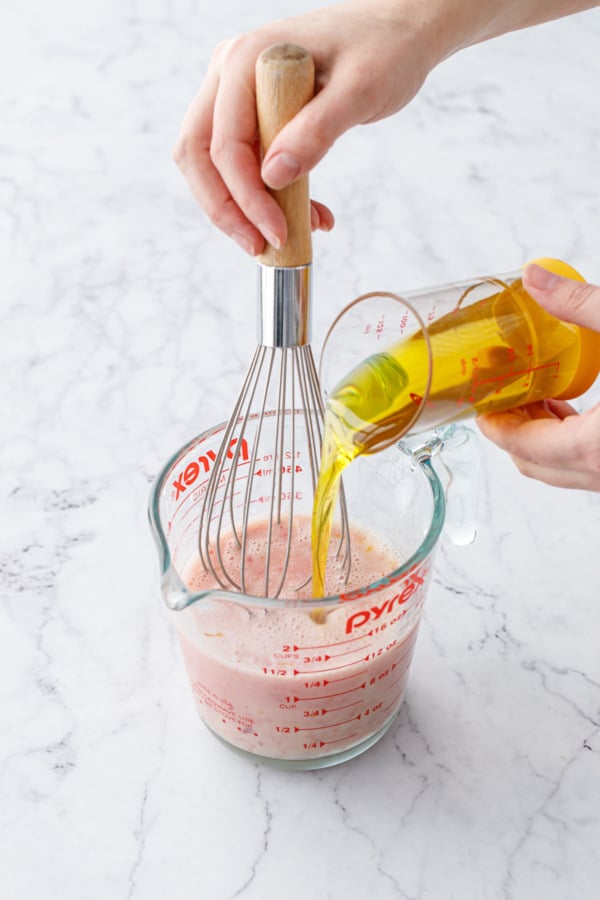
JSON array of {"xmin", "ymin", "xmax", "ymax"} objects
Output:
[{"xmin": 148, "ymin": 412, "xmax": 449, "ymax": 770}]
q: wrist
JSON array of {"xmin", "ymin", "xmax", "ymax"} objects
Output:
[
  {"xmin": 346, "ymin": 0, "xmax": 481, "ymax": 70},
  {"xmin": 422, "ymin": 0, "xmax": 511, "ymax": 63},
  {"xmin": 357, "ymin": 0, "xmax": 504, "ymax": 68},
  {"xmin": 421, "ymin": 0, "xmax": 600, "ymax": 63}
]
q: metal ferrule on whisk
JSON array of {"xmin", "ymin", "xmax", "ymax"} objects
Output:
[{"xmin": 257, "ymin": 263, "xmax": 312, "ymax": 348}]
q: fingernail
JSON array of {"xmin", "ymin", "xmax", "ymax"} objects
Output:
[
  {"xmin": 525, "ymin": 263, "xmax": 559, "ymax": 292},
  {"xmin": 261, "ymin": 152, "xmax": 301, "ymax": 189},
  {"xmin": 232, "ymin": 230, "xmax": 258, "ymax": 256},
  {"xmin": 257, "ymin": 223, "xmax": 282, "ymax": 250}
]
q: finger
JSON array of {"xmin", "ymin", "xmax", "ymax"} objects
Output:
[
  {"xmin": 174, "ymin": 65, "xmax": 266, "ymax": 255},
  {"xmin": 211, "ymin": 45, "xmax": 340, "ymax": 247},
  {"xmin": 523, "ymin": 264, "xmax": 600, "ymax": 331},
  {"xmin": 519, "ymin": 399, "xmax": 578, "ymax": 422},
  {"xmin": 211, "ymin": 60, "xmax": 290, "ymax": 249},
  {"xmin": 477, "ymin": 404, "xmax": 597, "ymax": 474},
  {"xmin": 521, "ymin": 400, "xmax": 558, "ymax": 421},
  {"xmin": 504, "ymin": 455, "xmax": 599, "ymax": 491},
  {"xmin": 478, "ymin": 402, "xmax": 600, "ymax": 491},
  {"xmin": 178, "ymin": 147, "xmax": 266, "ymax": 256},
  {"xmin": 477, "ymin": 409, "xmax": 571, "ymax": 467},
  {"xmin": 261, "ymin": 69, "xmax": 377, "ymax": 189},
  {"xmin": 310, "ymin": 199, "xmax": 334, "ymax": 232},
  {"xmin": 544, "ymin": 398, "xmax": 578, "ymax": 419}
]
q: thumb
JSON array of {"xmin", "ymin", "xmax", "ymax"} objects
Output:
[
  {"xmin": 523, "ymin": 263, "xmax": 600, "ymax": 332},
  {"xmin": 260, "ymin": 79, "xmax": 367, "ymax": 190}
]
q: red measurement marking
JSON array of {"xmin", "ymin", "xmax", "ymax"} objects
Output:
[
  {"xmin": 294, "ymin": 713, "xmax": 362, "ymax": 732},
  {"xmin": 390, "ymin": 642, "xmax": 417, "ymax": 671},
  {"xmin": 172, "ymin": 483, "xmax": 208, "ymax": 520},
  {"xmin": 292, "ymin": 683, "xmax": 366, "ymax": 702},
  {"xmin": 301, "ymin": 700, "xmax": 362, "ymax": 717},
  {"xmin": 380, "ymin": 691, "xmax": 406, "ymax": 717},
  {"xmin": 179, "ymin": 497, "xmax": 205, "ymax": 523},
  {"xmin": 291, "ymin": 631, "xmax": 374, "ymax": 650},
  {"xmin": 326, "ymin": 700, "xmax": 363, "ymax": 713},
  {"xmin": 320, "ymin": 733, "xmax": 360, "ymax": 748},
  {"xmin": 172, "ymin": 467, "xmax": 250, "ymax": 522},
  {"xmin": 177, "ymin": 513, "xmax": 201, "ymax": 547},
  {"xmin": 386, "ymin": 669, "xmax": 409, "ymax": 693},
  {"xmin": 471, "ymin": 360, "xmax": 560, "ymax": 395},
  {"xmin": 325, "ymin": 669, "xmax": 369, "ymax": 684},
  {"xmin": 210, "ymin": 490, "xmax": 243, "ymax": 522},
  {"xmin": 294, "ymin": 658, "xmax": 370, "ymax": 675},
  {"xmin": 327, "ymin": 646, "xmax": 370, "ymax": 660}
]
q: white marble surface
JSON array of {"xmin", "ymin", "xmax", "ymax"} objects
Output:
[{"xmin": 2, "ymin": 1, "xmax": 600, "ymax": 897}]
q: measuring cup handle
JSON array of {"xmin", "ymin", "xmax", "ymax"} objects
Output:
[{"xmin": 398, "ymin": 424, "xmax": 479, "ymax": 546}]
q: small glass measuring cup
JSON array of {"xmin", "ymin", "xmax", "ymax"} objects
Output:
[
  {"xmin": 319, "ymin": 259, "xmax": 599, "ymax": 448},
  {"xmin": 148, "ymin": 413, "xmax": 448, "ymax": 770}
]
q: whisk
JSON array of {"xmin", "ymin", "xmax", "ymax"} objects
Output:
[{"xmin": 198, "ymin": 43, "xmax": 350, "ymax": 599}]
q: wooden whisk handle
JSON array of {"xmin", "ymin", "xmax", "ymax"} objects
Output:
[{"xmin": 256, "ymin": 44, "xmax": 314, "ymax": 268}]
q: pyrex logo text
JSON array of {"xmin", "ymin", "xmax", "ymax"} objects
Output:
[
  {"xmin": 344, "ymin": 566, "xmax": 428, "ymax": 634},
  {"xmin": 172, "ymin": 438, "xmax": 249, "ymax": 501}
]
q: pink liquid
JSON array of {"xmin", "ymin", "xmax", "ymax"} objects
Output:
[{"xmin": 176, "ymin": 516, "xmax": 431, "ymax": 762}]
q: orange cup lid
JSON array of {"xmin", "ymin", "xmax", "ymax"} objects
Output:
[{"xmin": 526, "ymin": 257, "xmax": 600, "ymax": 400}]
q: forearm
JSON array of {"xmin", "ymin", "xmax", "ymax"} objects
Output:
[{"xmin": 410, "ymin": 0, "xmax": 600, "ymax": 63}]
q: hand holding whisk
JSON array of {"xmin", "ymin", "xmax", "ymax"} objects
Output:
[{"xmin": 197, "ymin": 44, "xmax": 350, "ymax": 599}]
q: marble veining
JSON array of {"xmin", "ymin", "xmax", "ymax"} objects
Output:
[{"xmin": 1, "ymin": 1, "xmax": 599, "ymax": 898}]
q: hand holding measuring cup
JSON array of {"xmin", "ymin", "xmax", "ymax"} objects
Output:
[
  {"xmin": 319, "ymin": 259, "xmax": 600, "ymax": 461},
  {"xmin": 477, "ymin": 263, "xmax": 600, "ymax": 491}
]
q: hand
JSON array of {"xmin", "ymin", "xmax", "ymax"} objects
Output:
[
  {"xmin": 477, "ymin": 263, "xmax": 600, "ymax": 491},
  {"xmin": 173, "ymin": 0, "xmax": 600, "ymax": 256},
  {"xmin": 173, "ymin": 1, "xmax": 444, "ymax": 256}
]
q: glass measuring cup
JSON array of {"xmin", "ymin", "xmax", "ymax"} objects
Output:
[
  {"xmin": 319, "ymin": 259, "xmax": 600, "ymax": 451},
  {"xmin": 148, "ymin": 412, "xmax": 448, "ymax": 770}
]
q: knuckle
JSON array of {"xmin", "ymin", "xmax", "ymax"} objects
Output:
[
  {"xmin": 580, "ymin": 435, "xmax": 600, "ymax": 476},
  {"xmin": 203, "ymin": 199, "xmax": 225, "ymax": 228},
  {"xmin": 300, "ymin": 110, "xmax": 333, "ymax": 160},
  {"xmin": 215, "ymin": 32, "xmax": 256, "ymax": 68},
  {"xmin": 512, "ymin": 456, "xmax": 534, "ymax": 479},
  {"xmin": 205, "ymin": 206, "xmax": 225, "ymax": 231},
  {"xmin": 209, "ymin": 132, "xmax": 228, "ymax": 166},
  {"xmin": 205, "ymin": 194, "xmax": 237, "ymax": 231},
  {"xmin": 566, "ymin": 280, "xmax": 597, "ymax": 311},
  {"xmin": 341, "ymin": 62, "xmax": 393, "ymax": 121},
  {"xmin": 311, "ymin": 123, "xmax": 332, "ymax": 158},
  {"xmin": 172, "ymin": 134, "xmax": 188, "ymax": 168},
  {"xmin": 211, "ymin": 35, "xmax": 241, "ymax": 65}
]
